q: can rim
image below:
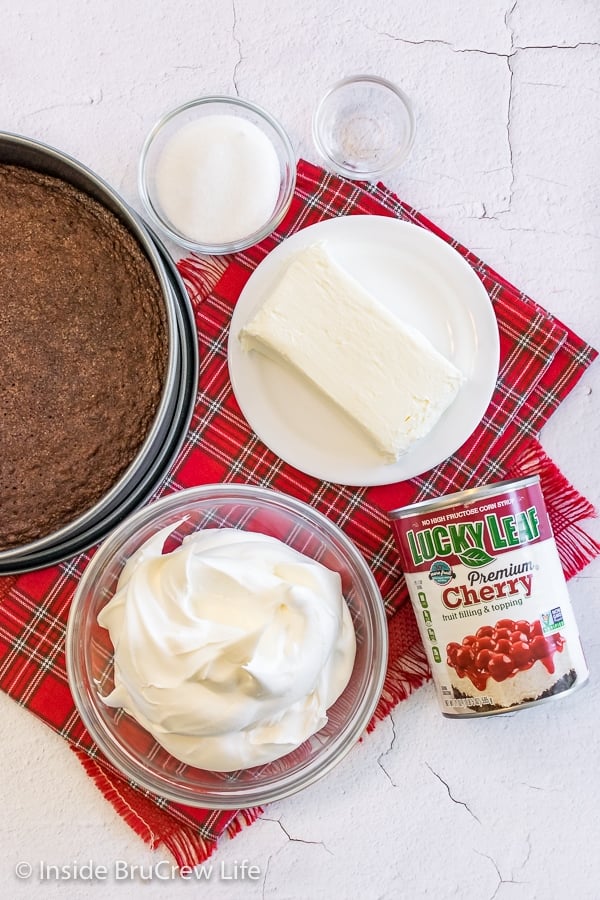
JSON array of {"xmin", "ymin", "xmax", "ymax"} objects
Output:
[{"xmin": 389, "ymin": 475, "xmax": 540, "ymax": 520}]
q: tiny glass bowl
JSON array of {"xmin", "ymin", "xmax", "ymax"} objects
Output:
[
  {"xmin": 312, "ymin": 75, "xmax": 415, "ymax": 181},
  {"xmin": 138, "ymin": 96, "xmax": 297, "ymax": 254},
  {"xmin": 66, "ymin": 484, "xmax": 388, "ymax": 809}
]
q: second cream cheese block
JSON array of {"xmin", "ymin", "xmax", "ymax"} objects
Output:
[{"xmin": 239, "ymin": 243, "xmax": 465, "ymax": 463}]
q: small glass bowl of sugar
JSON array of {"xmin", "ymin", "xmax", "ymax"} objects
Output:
[
  {"xmin": 313, "ymin": 75, "xmax": 415, "ymax": 181},
  {"xmin": 139, "ymin": 96, "xmax": 297, "ymax": 254}
]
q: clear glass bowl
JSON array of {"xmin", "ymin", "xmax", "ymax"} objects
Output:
[
  {"xmin": 138, "ymin": 96, "xmax": 297, "ymax": 254},
  {"xmin": 312, "ymin": 75, "xmax": 415, "ymax": 180},
  {"xmin": 66, "ymin": 484, "xmax": 388, "ymax": 808}
]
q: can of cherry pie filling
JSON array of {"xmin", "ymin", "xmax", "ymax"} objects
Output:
[{"xmin": 389, "ymin": 476, "xmax": 588, "ymax": 717}]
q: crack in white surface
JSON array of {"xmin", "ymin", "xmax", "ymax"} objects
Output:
[
  {"xmin": 261, "ymin": 816, "xmax": 334, "ymax": 856},
  {"xmin": 520, "ymin": 833, "xmax": 533, "ymax": 870},
  {"xmin": 425, "ymin": 762, "xmax": 481, "ymax": 823},
  {"xmin": 367, "ymin": 5, "xmax": 600, "ymax": 226},
  {"xmin": 376, "ymin": 714, "xmax": 399, "ymax": 787},
  {"xmin": 261, "ymin": 853, "xmax": 273, "ymax": 900},
  {"xmin": 259, "ymin": 815, "xmax": 334, "ymax": 900},
  {"xmin": 372, "ymin": 33, "xmax": 509, "ymax": 58},
  {"xmin": 521, "ymin": 80, "xmax": 568, "ymax": 89},
  {"xmin": 231, "ymin": 0, "xmax": 242, "ymax": 95},
  {"xmin": 22, "ymin": 91, "xmax": 103, "ymax": 118},
  {"xmin": 502, "ymin": 2, "xmax": 517, "ymax": 213},
  {"xmin": 519, "ymin": 781, "xmax": 562, "ymax": 792},
  {"xmin": 366, "ymin": 26, "xmax": 600, "ymax": 58},
  {"xmin": 475, "ymin": 850, "xmax": 528, "ymax": 900},
  {"xmin": 517, "ymin": 41, "xmax": 600, "ymax": 51}
]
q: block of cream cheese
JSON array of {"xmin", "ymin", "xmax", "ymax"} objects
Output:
[{"xmin": 239, "ymin": 243, "xmax": 465, "ymax": 462}]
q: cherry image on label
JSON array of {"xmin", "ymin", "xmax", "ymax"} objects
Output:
[{"xmin": 446, "ymin": 618, "xmax": 565, "ymax": 693}]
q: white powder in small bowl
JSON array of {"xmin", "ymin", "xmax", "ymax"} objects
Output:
[{"xmin": 154, "ymin": 114, "xmax": 282, "ymax": 246}]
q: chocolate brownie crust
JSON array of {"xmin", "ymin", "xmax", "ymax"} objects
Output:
[{"xmin": 0, "ymin": 164, "xmax": 169, "ymax": 550}]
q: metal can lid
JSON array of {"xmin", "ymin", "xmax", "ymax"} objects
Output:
[{"xmin": 388, "ymin": 474, "xmax": 540, "ymax": 520}]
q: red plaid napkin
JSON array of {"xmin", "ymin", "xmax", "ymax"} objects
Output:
[{"xmin": 1, "ymin": 159, "xmax": 598, "ymax": 867}]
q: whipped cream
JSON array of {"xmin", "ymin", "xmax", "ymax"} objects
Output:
[{"xmin": 98, "ymin": 526, "xmax": 356, "ymax": 771}]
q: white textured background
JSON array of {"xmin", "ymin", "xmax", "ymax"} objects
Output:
[{"xmin": 1, "ymin": 2, "xmax": 599, "ymax": 898}]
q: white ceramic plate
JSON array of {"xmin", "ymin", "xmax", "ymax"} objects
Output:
[{"xmin": 228, "ymin": 215, "xmax": 499, "ymax": 486}]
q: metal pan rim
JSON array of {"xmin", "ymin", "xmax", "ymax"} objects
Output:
[
  {"xmin": 0, "ymin": 132, "xmax": 181, "ymax": 561},
  {"xmin": 0, "ymin": 257, "xmax": 198, "ymax": 574}
]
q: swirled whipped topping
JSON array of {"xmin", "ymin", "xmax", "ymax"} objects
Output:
[{"xmin": 98, "ymin": 525, "xmax": 356, "ymax": 771}]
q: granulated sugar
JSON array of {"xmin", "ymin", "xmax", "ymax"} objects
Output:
[{"xmin": 155, "ymin": 114, "xmax": 281, "ymax": 245}]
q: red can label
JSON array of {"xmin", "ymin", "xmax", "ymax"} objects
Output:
[{"xmin": 390, "ymin": 477, "xmax": 588, "ymax": 716}]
